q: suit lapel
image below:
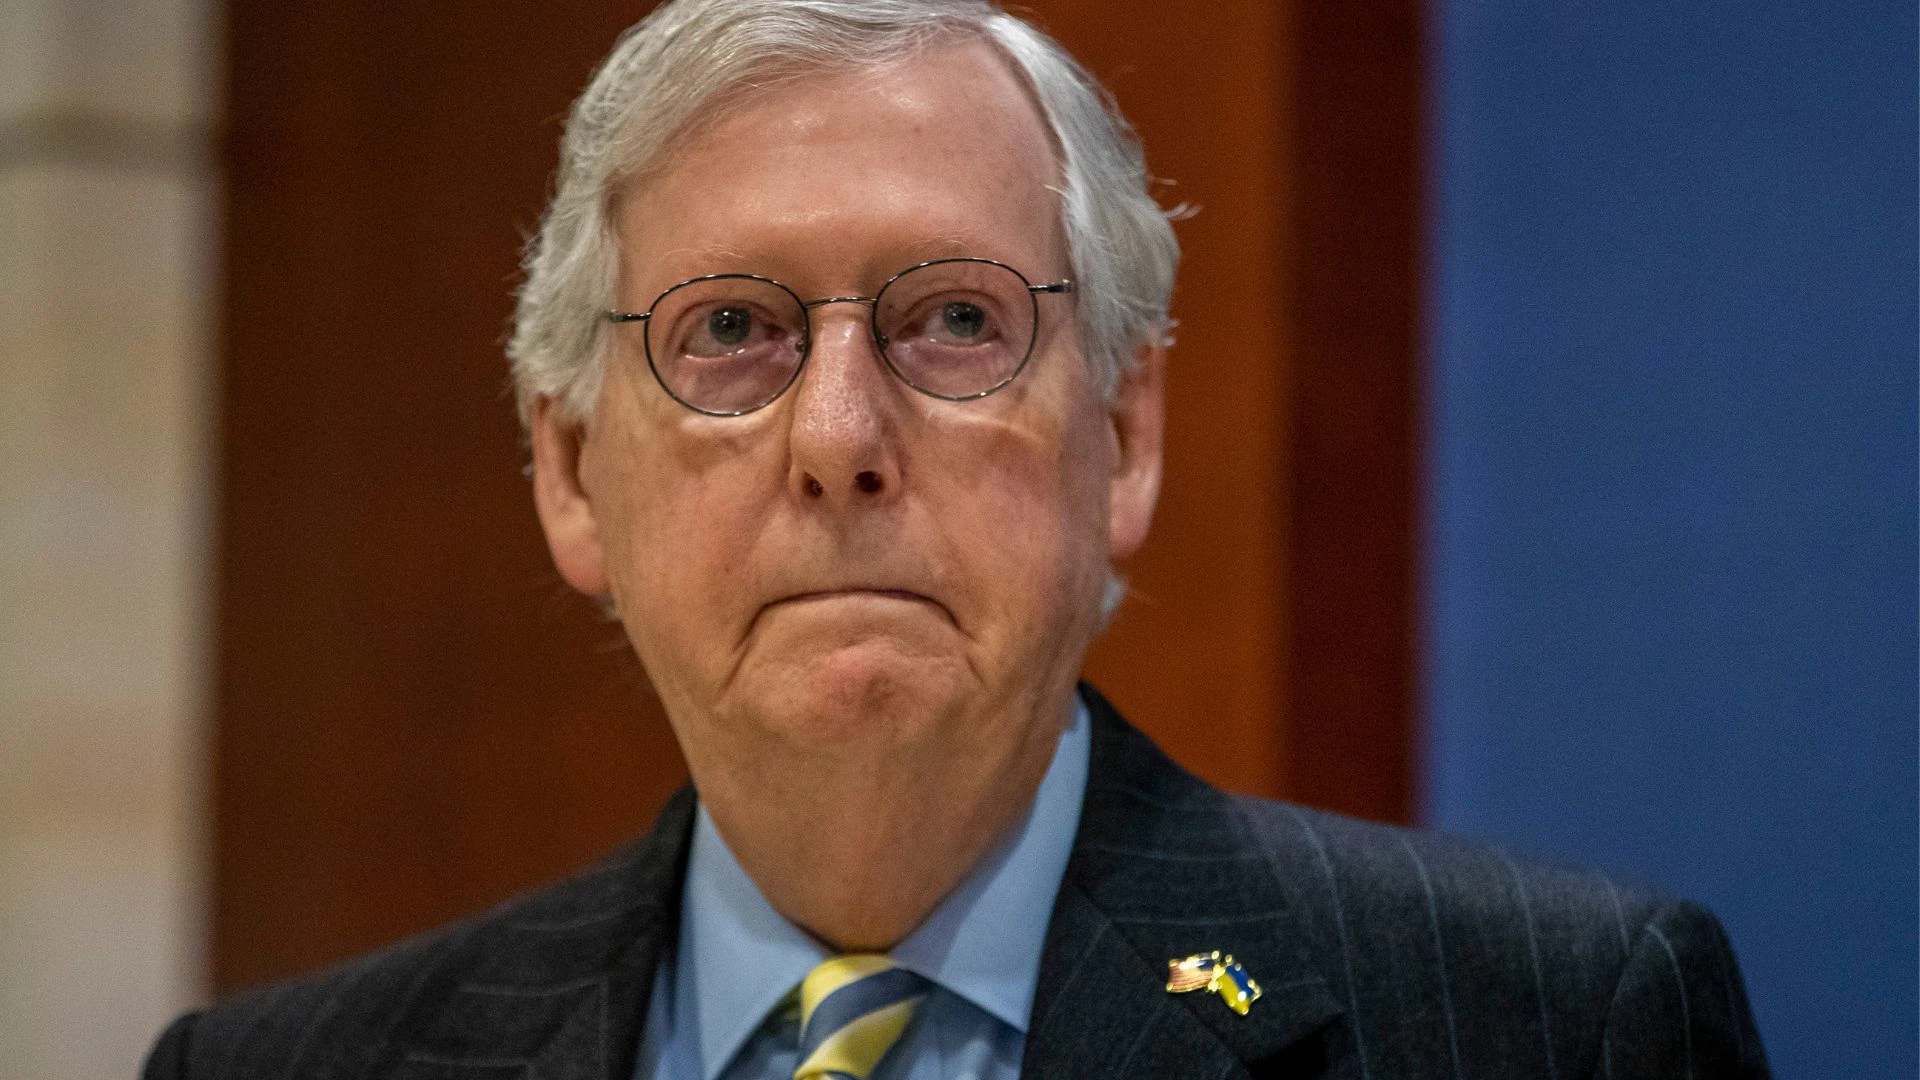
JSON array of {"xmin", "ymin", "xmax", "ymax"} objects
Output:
[
  {"xmin": 385, "ymin": 787, "xmax": 697, "ymax": 1080},
  {"xmin": 1022, "ymin": 687, "xmax": 1345, "ymax": 1079}
]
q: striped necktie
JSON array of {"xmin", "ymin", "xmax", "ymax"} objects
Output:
[{"xmin": 792, "ymin": 954, "xmax": 930, "ymax": 1080}]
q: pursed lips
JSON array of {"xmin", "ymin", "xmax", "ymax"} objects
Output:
[
  {"xmin": 775, "ymin": 587, "xmax": 934, "ymax": 607},
  {"xmin": 761, "ymin": 586, "xmax": 957, "ymax": 626},
  {"xmin": 731, "ymin": 586, "xmax": 960, "ymax": 673}
]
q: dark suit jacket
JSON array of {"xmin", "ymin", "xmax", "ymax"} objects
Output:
[{"xmin": 145, "ymin": 687, "xmax": 1769, "ymax": 1078}]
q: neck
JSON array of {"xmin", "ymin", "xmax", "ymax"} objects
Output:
[{"xmin": 690, "ymin": 689, "xmax": 1074, "ymax": 951}]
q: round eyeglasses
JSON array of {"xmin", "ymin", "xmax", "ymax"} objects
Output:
[{"xmin": 604, "ymin": 257, "xmax": 1074, "ymax": 416}]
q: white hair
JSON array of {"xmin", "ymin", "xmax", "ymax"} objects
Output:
[{"xmin": 506, "ymin": 0, "xmax": 1179, "ymax": 427}]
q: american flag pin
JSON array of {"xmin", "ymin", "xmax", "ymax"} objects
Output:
[{"xmin": 1165, "ymin": 951, "xmax": 1264, "ymax": 1016}]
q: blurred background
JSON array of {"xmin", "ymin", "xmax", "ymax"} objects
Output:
[{"xmin": 1, "ymin": 1, "xmax": 1911, "ymax": 1077}]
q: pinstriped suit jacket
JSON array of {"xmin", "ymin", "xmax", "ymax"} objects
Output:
[{"xmin": 143, "ymin": 686, "xmax": 1769, "ymax": 1078}]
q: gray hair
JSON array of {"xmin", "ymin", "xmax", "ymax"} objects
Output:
[{"xmin": 506, "ymin": 0, "xmax": 1179, "ymax": 427}]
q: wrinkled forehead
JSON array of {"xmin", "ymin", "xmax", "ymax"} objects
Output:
[{"xmin": 610, "ymin": 39, "xmax": 1070, "ymax": 287}]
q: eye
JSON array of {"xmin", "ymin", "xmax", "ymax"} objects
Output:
[
  {"xmin": 705, "ymin": 306, "xmax": 754, "ymax": 348},
  {"xmin": 898, "ymin": 293, "xmax": 1004, "ymax": 348},
  {"xmin": 675, "ymin": 300, "xmax": 793, "ymax": 359},
  {"xmin": 871, "ymin": 260, "xmax": 1036, "ymax": 399},
  {"xmin": 941, "ymin": 301, "xmax": 988, "ymax": 341}
]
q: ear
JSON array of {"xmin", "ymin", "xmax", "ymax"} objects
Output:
[
  {"xmin": 1107, "ymin": 340, "xmax": 1166, "ymax": 561},
  {"xmin": 530, "ymin": 396, "xmax": 611, "ymax": 597}
]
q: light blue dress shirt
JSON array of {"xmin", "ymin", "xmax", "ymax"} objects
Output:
[{"xmin": 635, "ymin": 696, "xmax": 1091, "ymax": 1080}]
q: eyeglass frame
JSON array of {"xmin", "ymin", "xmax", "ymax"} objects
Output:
[{"xmin": 602, "ymin": 256, "xmax": 1075, "ymax": 417}]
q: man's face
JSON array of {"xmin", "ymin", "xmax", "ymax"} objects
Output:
[{"xmin": 533, "ymin": 41, "xmax": 1161, "ymax": 805}]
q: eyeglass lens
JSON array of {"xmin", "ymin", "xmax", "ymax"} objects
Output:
[{"xmin": 642, "ymin": 259, "xmax": 1039, "ymax": 415}]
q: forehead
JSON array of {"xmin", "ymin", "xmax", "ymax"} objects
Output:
[{"xmin": 616, "ymin": 40, "xmax": 1066, "ymax": 292}]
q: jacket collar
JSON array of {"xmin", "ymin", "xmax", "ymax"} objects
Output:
[
  {"xmin": 1020, "ymin": 685, "xmax": 1345, "ymax": 1078},
  {"xmin": 383, "ymin": 787, "xmax": 696, "ymax": 1080}
]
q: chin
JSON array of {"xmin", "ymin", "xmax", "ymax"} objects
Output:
[{"xmin": 755, "ymin": 642, "xmax": 966, "ymax": 749}]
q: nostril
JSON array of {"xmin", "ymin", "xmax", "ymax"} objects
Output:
[
  {"xmin": 804, "ymin": 475, "xmax": 825, "ymax": 497},
  {"xmin": 855, "ymin": 471, "xmax": 883, "ymax": 494}
]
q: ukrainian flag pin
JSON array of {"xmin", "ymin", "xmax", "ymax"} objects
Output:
[{"xmin": 1165, "ymin": 951, "xmax": 1264, "ymax": 1016}]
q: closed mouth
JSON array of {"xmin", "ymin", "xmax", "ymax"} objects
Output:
[
  {"xmin": 737, "ymin": 587, "xmax": 961, "ymax": 652},
  {"xmin": 776, "ymin": 588, "xmax": 932, "ymax": 605},
  {"xmin": 759, "ymin": 587, "xmax": 958, "ymax": 631}
]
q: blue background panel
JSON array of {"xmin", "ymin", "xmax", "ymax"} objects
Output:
[{"xmin": 1425, "ymin": 3, "xmax": 1916, "ymax": 1076}]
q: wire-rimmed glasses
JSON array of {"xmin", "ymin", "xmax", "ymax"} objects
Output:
[{"xmin": 604, "ymin": 257, "xmax": 1074, "ymax": 416}]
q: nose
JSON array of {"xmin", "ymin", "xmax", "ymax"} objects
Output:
[{"xmin": 785, "ymin": 306, "xmax": 901, "ymax": 505}]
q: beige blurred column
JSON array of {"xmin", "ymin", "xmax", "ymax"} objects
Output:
[{"xmin": 0, "ymin": 0, "xmax": 216, "ymax": 1075}]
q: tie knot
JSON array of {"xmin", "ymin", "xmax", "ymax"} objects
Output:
[{"xmin": 793, "ymin": 955, "xmax": 929, "ymax": 1080}]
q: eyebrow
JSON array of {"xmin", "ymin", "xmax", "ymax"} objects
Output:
[
  {"xmin": 628, "ymin": 243, "xmax": 755, "ymax": 301},
  {"xmin": 635, "ymin": 231, "xmax": 1040, "ymax": 296},
  {"xmin": 906, "ymin": 230, "xmax": 987, "ymax": 258},
  {"xmin": 651, "ymin": 242, "xmax": 753, "ymax": 275}
]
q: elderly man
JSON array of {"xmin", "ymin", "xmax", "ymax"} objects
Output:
[{"xmin": 145, "ymin": 1, "xmax": 1768, "ymax": 1077}]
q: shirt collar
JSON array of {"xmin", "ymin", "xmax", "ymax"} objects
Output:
[{"xmin": 676, "ymin": 694, "xmax": 1091, "ymax": 1080}]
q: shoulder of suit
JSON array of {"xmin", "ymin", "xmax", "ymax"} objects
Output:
[
  {"xmin": 1225, "ymin": 793, "xmax": 1678, "ymax": 964},
  {"xmin": 1216, "ymin": 795, "xmax": 1747, "ymax": 1074},
  {"xmin": 1211, "ymin": 796, "xmax": 1765, "ymax": 1076},
  {"xmin": 153, "ymin": 830, "xmax": 671, "ymax": 1077}
]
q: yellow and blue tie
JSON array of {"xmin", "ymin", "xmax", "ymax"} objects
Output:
[{"xmin": 792, "ymin": 955, "xmax": 929, "ymax": 1080}]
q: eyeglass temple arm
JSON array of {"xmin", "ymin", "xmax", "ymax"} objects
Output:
[
  {"xmin": 605, "ymin": 310, "xmax": 649, "ymax": 323},
  {"xmin": 1031, "ymin": 280, "xmax": 1073, "ymax": 295}
]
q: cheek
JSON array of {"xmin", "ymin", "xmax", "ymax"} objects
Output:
[
  {"xmin": 626, "ymin": 477, "xmax": 757, "ymax": 599},
  {"xmin": 583, "ymin": 403, "xmax": 775, "ymax": 641},
  {"xmin": 926, "ymin": 400, "xmax": 1112, "ymax": 614}
]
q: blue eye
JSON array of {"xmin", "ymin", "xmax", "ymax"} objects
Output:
[
  {"xmin": 941, "ymin": 301, "xmax": 988, "ymax": 340},
  {"xmin": 708, "ymin": 307, "xmax": 753, "ymax": 347}
]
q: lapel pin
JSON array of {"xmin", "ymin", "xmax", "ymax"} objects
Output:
[{"xmin": 1165, "ymin": 951, "xmax": 1264, "ymax": 1016}]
